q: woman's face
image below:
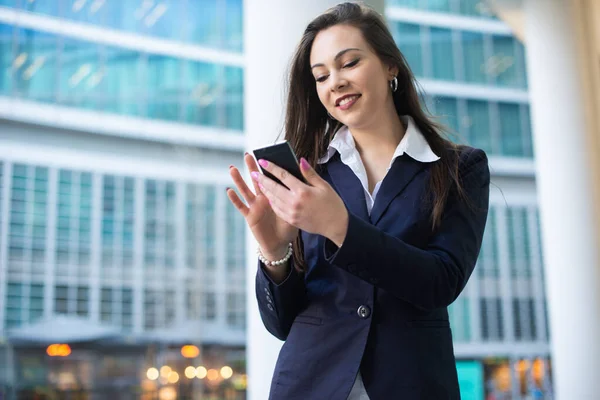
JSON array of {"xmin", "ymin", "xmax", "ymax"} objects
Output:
[{"xmin": 310, "ymin": 24, "xmax": 396, "ymax": 130}]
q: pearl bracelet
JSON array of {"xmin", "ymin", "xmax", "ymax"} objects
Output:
[{"xmin": 257, "ymin": 242, "xmax": 293, "ymax": 267}]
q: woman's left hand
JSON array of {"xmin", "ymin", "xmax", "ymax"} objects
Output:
[{"xmin": 252, "ymin": 158, "xmax": 349, "ymax": 247}]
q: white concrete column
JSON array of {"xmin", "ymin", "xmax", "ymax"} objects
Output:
[
  {"xmin": 244, "ymin": 2, "xmax": 384, "ymax": 399},
  {"xmin": 523, "ymin": 0, "xmax": 600, "ymax": 398}
]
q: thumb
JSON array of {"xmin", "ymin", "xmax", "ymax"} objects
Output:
[{"xmin": 299, "ymin": 158, "xmax": 320, "ymax": 186}]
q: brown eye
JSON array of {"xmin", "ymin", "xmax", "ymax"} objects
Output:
[{"xmin": 343, "ymin": 59, "xmax": 359, "ymax": 68}]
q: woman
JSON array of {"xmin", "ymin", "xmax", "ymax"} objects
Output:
[{"xmin": 227, "ymin": 2, "xmax": 490, "ymax": 399}]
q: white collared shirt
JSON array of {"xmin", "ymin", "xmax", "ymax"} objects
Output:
[{"xmin": 318, "ymin": 115, "xmax": 440, "ymax": 214}]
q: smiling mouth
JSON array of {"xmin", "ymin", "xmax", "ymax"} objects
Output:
[{"xmin": 336, "ymin": 94, "xmax": 361, "ymax": 110}]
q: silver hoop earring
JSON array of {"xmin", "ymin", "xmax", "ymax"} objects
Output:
[{"xmin": 390, "ymin": 76, "xmax": 398, "ymax": 93}]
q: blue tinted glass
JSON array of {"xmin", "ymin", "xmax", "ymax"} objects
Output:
[
  {"xmin": 425, "ymin": 0, "xmax": 451, "ymax": 12},
  {"xmin": 466, "ymin": 100, "xmax": 491, "ymax": 153},
  {"xmin": 58, "ymin": 38, "xmax": 101, "ymax": 110},
  {"xmin": 104, "ymin": 1, "xmax": 147, "ymax": 34},
  {"xmin": 434, "ymin": 96, "xmax": 459, "ymax": 136},
  {"xmin": 430, "ymin": 27, "xmax": 454, "ymax": 81},
  {"xmin": 498, "ymin": 102, "xmax": 523, "ymax": 156},
  {"xmin": 14, "ymin": 28, "xmax": 58, "ymax": 102},
  {"xmin": 103, "ymin": 46, "xmax": 142, "ymax": 117},
  {"xmin": 20, "ymin": 0, "xmax": 59, "ymax": 16},
  {"xmin": 387, "ymin": 0, "xmax": 423, "ymax": 8},
  {"xmin": 146, "ymin": 55, "xmax": 182, "ymax": 121},
  {"xmin": 393, "ymin": 22, "xmax": 423, "ymax": 77},
  {"xmin": 225, "ymin": 0, "xmax": 243, "ymax": 52},
  {"xmin": 462, "ymin": 31, "xmax": 487, "ymax": 84},
  {"xmin": 0, "ymin": 24, "xmax": 13, "ymax": 95},
  {"xmin": 0, "ymin": 1, "xmax": 17, "ymax": 7},
  {"xmin": 224, "ymin": 66, "xmax": 243, "ymax": 130},
  {"xmin": 143, "ymin": 0, "xmax": 184, "ymax": 40},
  {"xmin": 182, "ymin": 60, "xmax": 219, "ymax": 126},
  {"xmin": 492, "ymin": 36, "xmax": 520, "ymax": 88},
  {"xmin": 184, "ymin": 0, "xmax": 220, "ymax": 47},
  {"xmin": 459, "ymin": 0, "xmax": 496, "ymax": 18},
  {"xmin": 521, "ymin": 105, "xmax": 533, "ymax": 158},
  {"xmin": 63, "ymin": 0, "xmax": 106, "ymax": 24}
]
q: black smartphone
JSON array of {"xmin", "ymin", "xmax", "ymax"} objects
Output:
[{"xmin": 252, "ymin": 141, "xmax": 307, "ymax": 188}]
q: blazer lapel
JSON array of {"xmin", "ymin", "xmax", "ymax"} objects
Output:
[
  {"xmin": 370, "ymin": 155, "xmax": 429, "ymax": 225},
  {"xmin": 326, "ymin": 154, "xmax": 370, "ymax": 223}
]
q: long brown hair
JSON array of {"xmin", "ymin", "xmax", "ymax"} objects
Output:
[{"xmin": 284, "ymin": 2, "xmax": 465, "ymax": 272}]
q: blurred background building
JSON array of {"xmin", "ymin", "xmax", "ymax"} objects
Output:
[
  {"xmin": 5, "ymin": 0, "xmax": 595, "ymax": 399},
  {"xmin": 0, "ymin": 0, "xmax": 247, "ymax": 397}
]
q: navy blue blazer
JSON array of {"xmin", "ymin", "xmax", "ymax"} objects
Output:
[{"xmin": 255, "ymin": 146, "xmax": 490, "ymax": 400}]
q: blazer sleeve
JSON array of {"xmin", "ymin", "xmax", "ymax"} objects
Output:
[
  {"xmin": 255, "ymin": 260, "xmax": 307, "ymax": 340},
  {"xmin": 323, "ymin": 148, "xmax": 490, "ymax": 312}
]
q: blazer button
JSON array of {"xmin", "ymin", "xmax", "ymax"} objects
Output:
[{"xmin": 357, "ymin": 305, "xmax": 371, "ymax": 319}]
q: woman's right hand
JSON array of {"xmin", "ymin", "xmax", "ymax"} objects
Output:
[{"xmin": 226, "ymin": 153, "xmax": 299, "ymax": 260}]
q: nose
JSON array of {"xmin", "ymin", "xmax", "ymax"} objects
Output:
[{"xmin": 329, "ymin": 72, "xmax": 347, "ymax": 92}]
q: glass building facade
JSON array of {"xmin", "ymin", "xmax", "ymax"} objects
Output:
[
  {"xmin": 0, "ymin": 0, "xmax": 246, "ymax": 397},
  {"xmin": 388, "ymin": 1, "xmax": 551, "ymax": 399}
]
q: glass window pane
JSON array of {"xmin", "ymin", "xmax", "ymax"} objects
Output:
[
  {"xmin": 103, "ymin": 47, "xmax": 142, "ymax": 117},
  {"xmin": 466, "ymin": 100, "xmax": 492, "ymax": 153},
  {"xmin": 225, "ymin": 0, "xmax": 243, "ymax": 52},
  {"xmin": 0, "ymin": 24, "xmax": 13, "ymax": 95},
  {"xmin": 14, "ymin": 28, "xmax": 58, "ymax": 102},
  {"xmin": 492, "ymin": 36, "xmax": 520, "ymax": 88},
  {"xmin": 393, "ymin": 22, "xmax": 423, "ymax": 77},
  {"xmin": 183, "ymin": 61, "xmax": 219, "ymax": 126},
  {"xmin": 499, "ymin": 102, "xmax": 523, "ymax": 156},
  {"xmin": 434, "ymin": 96, "xmax": 459, "ymax": 136},
  {"xmin": 58, "ymin": 38, "xmax": 101, "ymax": 110},
  {"xmin": 224, "ymin": 66, "xmax": 244, "ymax": 130},
  {"xmin": 430, "ymin": 27, "xmax": 454, "ymax": 81},
  {"xmin": 146, "ymin": 55, "xmax": 182, "ymax": 121},
  {"xmin": 462, "ymin": 31, "xmax": 487, "ymax": 84}
]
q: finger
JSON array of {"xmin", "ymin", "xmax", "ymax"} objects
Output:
[
  {"xmin": 299, "ymin": 158, "xmax": 321, "ymax": 186},
  {"xmin": 229, "ymin": 165, "xmax": 256, "ymax": 204},
  {"xmin": 251, "ymin": 169, "xmax": 291, "ymax": 205},
  {"xmin": 257, "ymin": 159, "xmax": 304, "ymax": 192},
  {"xmin": 225, "ymin": 188, "xmax": 249, "ymax": 217},
  {"xmin": 244, "ymin": 153, "xmax": 263, "ymax": 194}
]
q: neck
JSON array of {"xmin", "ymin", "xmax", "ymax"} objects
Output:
[{"xmin": 350, "ymin": 101, "xmax": 406, "ymax": 157}]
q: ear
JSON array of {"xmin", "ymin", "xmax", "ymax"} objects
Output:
[{"xmin": 387, "ymin": 64, "xmax": 399, "ymax": 80}]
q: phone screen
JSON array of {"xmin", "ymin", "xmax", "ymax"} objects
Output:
[{"xmin": 252, "ymin": 141, "xmax": 306, "ymax": 187}]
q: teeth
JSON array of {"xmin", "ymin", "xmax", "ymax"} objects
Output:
[{"xmin": 339, "ymin": 95, "xmax": 358, "ymax": 106}]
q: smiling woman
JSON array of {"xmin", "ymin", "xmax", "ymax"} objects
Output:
[{"xmin": 227, "ymin": 2, "xmax": 490, "ymax": 399}]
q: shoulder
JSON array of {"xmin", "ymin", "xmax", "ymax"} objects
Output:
[{"xmin": 440, "ymin": 144, "xmax": 490, "ymax": 186}]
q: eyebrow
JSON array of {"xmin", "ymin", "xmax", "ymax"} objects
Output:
[{"xmin": 310, "ymin": 48, "xmax": 362, "ymax": 69}]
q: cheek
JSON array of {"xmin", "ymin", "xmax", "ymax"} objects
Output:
[{"xmin": 316, "ymin": 87, "xmax": 329, "ymax": 108}]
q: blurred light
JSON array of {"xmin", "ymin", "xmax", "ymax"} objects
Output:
[
  {"xmin": 158, "ymin": 387, "xmax": 177, "ymax": 400},
  {"xmin": 46, "ymin": 344, "xmax": 71, "ymax": 357},
  {"xmin": 515, "ymin": 359, "xmax": 531, "ymax": 372},
  {"xmin": 12, "ymin": 53, "xmax": 27, "ymax": 70},
  {"xmin": 532, "ymin": 358, "xmax": 545, "ymax": 380},
  {"xmin": 134, "ymin": 0, "xmax": 154, "ymax": 20},
  {"xmin": 184, "ymin": 366, "xmax": 196, "ymax": 379},
  {"xmin": 72, "ymin": 0, "xmax": 87, "ymax": 13},
  {"xmin": 22, "ymin": 56, "xmax": 46, "ymax": 81},
  {"xmin": 86, "ymin": 69, "xmax": 105, "ymax": 89},
  {"xmin": 27, "ymin": 0, "xmax": 35, "ymax": 3},
  {"xmin": 144, "ymin": 3, "xmax": 168, "ymax": 28},
  {"xmin": 220, "ymin": 366, "xmax": 233, "ymax": 379},
  {"xmin": 160, "ymin": 365, "xmax": 172, "ymax": 378},
  {"xmin": 90, "ymin": 0, "xmax": 105, "ymax": 14},
  {"xmin": 195, "ymin": 366, "xmax": 207, "ymax": 379},
  {"xmin": 167, "ymin": 371, "xmax": 179, "ymax": 384},
  {"xmin": 147, "ymin": 367, "xmax": 159, "ymax": 381},
  {"xmin": 69, "ymin": 64, "xmax": 92, "ymax": 88},
  {"xmin": 181, "ymin": 345, "xmax": 200, "ymax": 358},
  {"xmin": 207, "ymin": 369, "xmax": 219, "ymax": 381}
]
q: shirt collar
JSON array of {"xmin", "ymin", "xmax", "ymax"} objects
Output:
[{"xmin": 318, "ymin": 115, "xmax": 440, "ymax": 165}]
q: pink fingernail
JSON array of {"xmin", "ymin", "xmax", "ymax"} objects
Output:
[
  {"xmin": 258, "ymin": 159, "xmax": 269, "ymax": 168},
  {"xmin": 300, "ymin": 158, "xmax": 310, "ymax": 170},
  {"xmin": 251, "ymin": 171, "xmax": 259, "ymax": 180}
]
